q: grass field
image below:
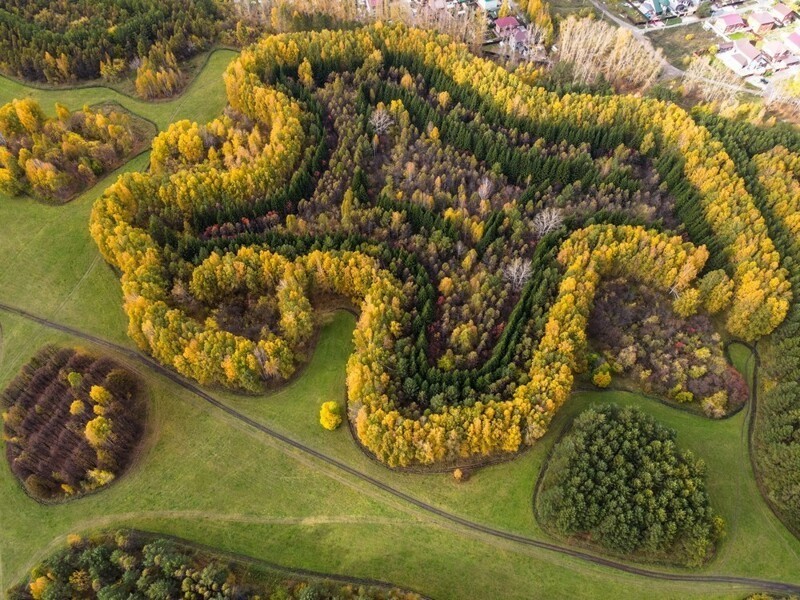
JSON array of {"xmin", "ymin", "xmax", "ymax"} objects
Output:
[{"xmin": 1, "ymin": 47, "xmax": 799, "ymax": 600}]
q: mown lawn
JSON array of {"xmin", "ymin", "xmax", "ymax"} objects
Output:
[{"xmin": 0, "ymin": 46, "xmax": 798, "ymax": 600}]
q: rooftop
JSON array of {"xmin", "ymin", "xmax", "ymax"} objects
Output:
[
  {"xmin": 734, "ymin": 39, "xmax": 762, "ymax": 61},
  {"xmin": 719, "ymin": 13, "xmax": 745, "ymax": 25},
  {"xmin": 773, "ymin": 3, "xmax": 796, "ymax": 18},
  {"xmin": 748, "ymin": 11, "xmax": 775, "ymax": 25},
  {"xmin": 494, "ymin": 16, "xmax": 520, "ymax": 29}
]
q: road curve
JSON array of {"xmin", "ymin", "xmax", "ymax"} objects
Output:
[{"xmin": 1, "ymin": 300, "xmax": 799, "ymax": 595}]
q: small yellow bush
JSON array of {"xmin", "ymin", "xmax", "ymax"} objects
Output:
[
  {"xmin": 592, "ymin": 369, "xmax": 612, "ymax": 388},
  {"xmin": 320, "ymin": 401, "xmax": 343, "ymax": 431},
  {"xmin": 29, "ymin": 576, "xmax": 49, "ymax": 600},
  {"xmin": 89, "ymin": 385, "xmax": 112, "ymax": 405}
]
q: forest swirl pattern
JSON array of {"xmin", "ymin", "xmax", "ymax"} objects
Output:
[{"xmin": 91, "ymin": 24, "xmax": 791, "ymax": 467}]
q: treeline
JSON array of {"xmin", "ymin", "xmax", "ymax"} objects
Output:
[
  {"xmin": 690, "ymin": 106, "xmax": 800, "ymax": 536},
  {"xmin": 8, "ymin": 530, "xmax": 421, "ymax": 600},
  {"xmin": 0, "ymin": 99, "xmax": 146, "ymax": 202},
  {"xmin": 748, "ymin": 147, "xmax": 800, "ymax": 535},
  {"xmin": 537, "ymin": 404, "xmax": 724, "ymax": 567},
  {"xmin": 2, "ymin": 346, "xmax": 143, "ymax": 500},
  {"xmin": 0, "ymin": 0, "xmax": 219, "ymax": 83}
]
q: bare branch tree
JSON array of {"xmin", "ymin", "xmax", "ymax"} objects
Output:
[
  {"xmin": 683, "ymin": 57, "xmax": 742, "ymax": 108},
  {"xmin": 532, "ymin": 207, "xmax": 563, "ymax": 238},
  {"xmin": 503, "ymin": 257, "xmax": 533, "ymax": 292},
  {"xmin": 477, "ymin": 176, "xmax": 494, "ymax": 201},
  {"xmin": 369, "ymin": 107, "xmax": 394, "ymax": 135},
  {"xmin": 764, "ymin": 77, "xmax": 800, "ymax": 119},
  {"xmin": 555, "ymin": 17, "xmax": 662, "ymax": 93}
]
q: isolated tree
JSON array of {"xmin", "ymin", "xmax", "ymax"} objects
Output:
[
  {"xmin": 503, "ymin": 257, "xmax": 533, "ymax": 291},
  {"xmin": 532, "ymin": 207, "xmax": 563, "ymax": 237},
  {"xmin": 320, "ymin": 401, "xmax": 343, "ymax": 430},
  {"xmin": 477, "ymin": 177, "xmax": 494, "ymax": 201},
  {"xmin": 369, "ymin": 107, "xmax": 394, "ymax": 136}
]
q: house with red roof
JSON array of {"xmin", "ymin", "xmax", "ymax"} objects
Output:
[
  {"xmin": 748, "ymin": 11, "xmax": 776, "ymax": 34},
  {"xmin": 771, "ymin": 3, "xmax": 798, "ymax": 26},
  {"xmin": 714, "ymin": 13, "xmax": 746, "ymax": 34},
  {"xmin": 731, "ymin": 39, "xmax": 768, "ymax": 70},
  {"xmin": 494, "ymin": 16, "xmax": 520, "ymax": 33},
  {"xmin": 786, "ymin": 31, "xmax": 800, "ymax": 54},
  {"xmin": 719, "ymin": 39, "xmax": 770, "ymax": 73},
  {"xmin": 763, "ymin": 39, "xmax": 792, "ymax": 61}
]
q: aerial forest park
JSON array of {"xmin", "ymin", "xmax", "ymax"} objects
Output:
[{"xmin": 3, "ymin": 1, "xmax": 800, "ymax": 600}]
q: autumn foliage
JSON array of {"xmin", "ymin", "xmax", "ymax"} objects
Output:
[
  {"xmin": 0, "ymin": 99, "xmax": 146, "ymax": 202},
  {"xmin": 90, "ymin": 25, "xmax": 792, "ymax": 467}
]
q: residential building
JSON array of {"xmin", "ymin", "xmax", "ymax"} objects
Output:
[
  {"xmin": 762, "ymin": 39, "xmax": 791, "ymax": 61},
  {"xmin": 477, "ymin": 0, "xmax": 501, "ymax": 10},
  {"xmin": 786, "ymin": 31, "xmax": 800, "ymax": 53},
  {"xmin": 731, "ymin": 39, "xmax": 768, "ymax": 70},
  {"xmin": 747, "ymin": 11, "xmax": 776, "ymax": 34},
  {"xmin": 714, "ymin": 13, "xmax": 746, "ymax": 34},
  {"xmin": 772, "ymin": 3, "xmax": 798, "ymax": 25},
  {"xmin": 494, "ymin": 15, "xmax": 520, "ymax": 33}
]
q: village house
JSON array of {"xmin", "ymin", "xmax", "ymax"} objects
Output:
[
  {"xmin": 762, "ymin": 39, "xmax": 792, "ymax": 61},
  {"xmin": 719, "ymin": 38, "xmax": 770, "ymax": 73},
  {"xmin": 494, "ymin": 15, "xmax": 521, "ymax": 34},
  {"xmin": 714, "ymin": 13, "xmax": 747, "ymax": 34},
  {"xmin": 771, "ymin": 3, "xmax": 798, "ymax": 26},
  {"xmin": 785, "ymin": 30, "xmax": 800, "ymax": 53},
  {"xmin": 762, "ymin": 37, "xmax": 800, "ymax": 70},
  {"xmin": 748, "ymin": 11, "xmax": 776, "ymax": 35}
]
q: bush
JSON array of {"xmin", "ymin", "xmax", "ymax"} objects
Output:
[
  {"xmin": 591, "ymin": 366, "xmax": 612, "ymax": 388},
  {"xmin": 319, "ymin": 401, "xmax": 343, "ymax": 431}
]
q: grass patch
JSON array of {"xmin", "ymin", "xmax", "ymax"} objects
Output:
[{"xmin": 646, "ymin": 22, "xmax": 720, "ymax": 68}]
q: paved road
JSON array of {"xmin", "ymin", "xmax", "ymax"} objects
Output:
[{"xmin": 2, "ymin": 300, "xmax": 799, "ymax": 595}]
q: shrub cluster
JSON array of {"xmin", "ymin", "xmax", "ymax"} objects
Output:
[{"xmin": 588, "ymin": 279, "xmax": 748, "ymax": 417}]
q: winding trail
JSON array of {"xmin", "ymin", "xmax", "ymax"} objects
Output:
[{"xmin": 1, "ymin": 300, "xmax": 799, "ymax": 595}]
